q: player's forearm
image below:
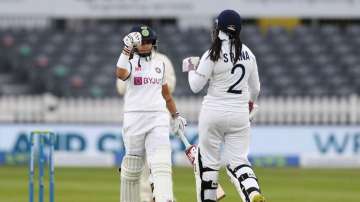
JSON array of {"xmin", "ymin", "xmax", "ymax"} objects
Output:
[
  {"xmin": 116, "ymin": 68, "xmax": 130, "ymax": 81},
  {"xmin": 162, "ymin": 84, "xmax": 178, "ymax": 117},
  {"xmin": 166, "ymin": 98, "xmax": 178, "ymax": 118},
  {"xmin": 249, "ymin": 88, "xmax": 260, "ymax": 102},
  {"xmin": 248, "ymin": 70, "xmax": 261, "ymax": 102},
  {"xmin": 249, "ymin": 82, "xmax": 260, "ymax": 102},
  {"xmin": 188, "ymin": 70, "xmax": 207, "ymax": 93}
]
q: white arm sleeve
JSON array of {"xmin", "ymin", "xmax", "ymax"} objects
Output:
[
  {"xmin": 248, "ymin": 57, "xmax": 261, "ymax": 102},
  {"xmin": 188, "ymin": 51, "xmax": 214, "ymax": 93},
  {"xmin": 116, "ymin": 54, "xmax": 131, "ymax": 72}
]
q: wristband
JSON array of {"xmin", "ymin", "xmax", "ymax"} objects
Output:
[
  {"xmin": 116, "ymin": 53, "xmax": 130, "ymax": 68},
  {"xmin": 172, "ymin": 112, "xmax": 180, "ymax": 118},
  {"xmin": 122, "ymin": 46, "xmax": 131, "ymax": 55}
]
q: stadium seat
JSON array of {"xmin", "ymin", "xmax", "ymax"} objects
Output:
[{"xmin": 0, "ymin": 23, "xmax": 359, "ymax": 97}]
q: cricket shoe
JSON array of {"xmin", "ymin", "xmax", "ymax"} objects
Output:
[{"xmin": 251, "ymin": 193, "xmax": 266, "ymax": 202}]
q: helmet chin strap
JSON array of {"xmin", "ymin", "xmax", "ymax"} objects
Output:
[{"xmin": 135, "ymin": 50, "xmax": 154, "ymax": 67}]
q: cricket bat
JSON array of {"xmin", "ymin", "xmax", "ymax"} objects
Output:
[{"xmin": 176, "ymin": 130, "xmax": 226, "ymax": 200}]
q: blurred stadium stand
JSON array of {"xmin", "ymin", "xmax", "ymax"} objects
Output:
[
  {"xmin": 1, "ymin": 22, "xmax": 360, "ymax": 124},
  {"xmin": 1, "ymin": 23, "xmax": 360, "ymax": 97}
]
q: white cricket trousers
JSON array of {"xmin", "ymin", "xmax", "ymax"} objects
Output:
[
  {"xmin": 122, "ymin": 111, "xmax": 171, "ymax": 163},
  {"xmin": 198, "ymin": 108, "xmax": 251, "ymax": 170}
]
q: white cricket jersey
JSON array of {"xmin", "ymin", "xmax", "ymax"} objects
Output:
[
  {"xmin": 117, "ymin": 53, "xmax": 167, "ymax": 112},
  {"xmin": 189, "ymin": 42, "xmax": 260, "ymax": 113}
]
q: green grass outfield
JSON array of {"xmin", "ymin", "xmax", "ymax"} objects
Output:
[{"xmin": 1, "ymin": 166, "xmax": 359, "ymax": 202}]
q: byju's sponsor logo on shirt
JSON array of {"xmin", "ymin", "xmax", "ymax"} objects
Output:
[{"xmin": 134, "ymin": 77, "xmax": 161, "ymax": 85}]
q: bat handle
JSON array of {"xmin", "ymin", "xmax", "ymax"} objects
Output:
[{"xmin": 177, "ymin": 130, "xmax": 191, "ymax": 149}]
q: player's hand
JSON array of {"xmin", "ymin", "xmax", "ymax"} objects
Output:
[
  {"xmin": 249, "ymin": 101, "xmax": 254, "ymax": 112},
  {"xmin": 123, "ymin": 32, "xmax": 142, "ymax": 49},
  {"xmin": 182, "ymin": 56, "xmax": 200, "ymax": 72},
  {"xmin": 249, "ymin": 102, "xmax": 259, "ymax": 121},
  {"xmin": 171, "ymin": 115, "xmax": 187, "ymax": 134}
]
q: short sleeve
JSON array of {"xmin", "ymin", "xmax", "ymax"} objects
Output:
[{"xmin": 162, "ymin": 62, "xmax": 167, "ymax": 85}]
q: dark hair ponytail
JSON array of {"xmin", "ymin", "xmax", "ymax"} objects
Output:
[
  {"xmin": 230, "ymin": 32, "xmax": 242, "ymax": 65},
  {"xmin": 209, "ymin": 29, "xmax": 242, "ymax": 64},
  {"xmin": 209, "ymin": 29, "xmax": 222, "ymax": 62}
]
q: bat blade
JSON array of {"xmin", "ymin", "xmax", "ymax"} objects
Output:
[
  {"xmin": 177, "ymin": 130, "xmax": 226, "ymax": 200},
  {"xmin": 185, "ymin": 145, "xmax": 197, "ymax": 165}
]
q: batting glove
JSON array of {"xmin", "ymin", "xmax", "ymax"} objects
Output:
[
  {"xmin": 171, "ymin": 114, "xmax": 187, "ymax": 134},
  {"xmin": 249, "ymin": 102, "xmax": 259, "ymax": 121},
  {"xmin": 182, "ymin": 56, "xmax": 200, "ymax": 72},
  {"xmin": 249, "ymin": 101, "xmax": 254, "ymax": 112},
  {"xmin": 123, "ymin": 32, "xmax": 142, "ymax": 49}
]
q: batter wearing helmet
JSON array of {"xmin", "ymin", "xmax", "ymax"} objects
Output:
[
  {"xmin": 116, "ymin": 28, "xmax": 177, "ymax": 202},
  {"xmin": 116, "ymin": 25, "xmax": 186, "ymax": 202},
  {"xmin": 183, "ymin": 10, "xmax": 265, "ymax": 202}
]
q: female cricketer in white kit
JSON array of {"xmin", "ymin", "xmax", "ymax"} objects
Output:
[
  {"xmin": 116, "ymin": 25, "xmax": 186, "ymax": 202},
  {"xmin": 116, "ymin": 50, "xmax": 177, "ymax": 202},
  {"xmin": 183, "ymin": 10, "xmax": 266, "ymax": 202}
]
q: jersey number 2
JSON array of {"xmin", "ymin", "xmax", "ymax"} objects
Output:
[{"xmin": 227, "ymin": 64, "xmax": 245, "ymax": 94}]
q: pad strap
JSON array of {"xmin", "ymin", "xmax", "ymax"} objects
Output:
[
  {"xmin": 198, "ymin": 148, "xmax": 218, "ymax": 202},
  {"xmin": 226, "ymin": 164, "xmax": 261, "ymax": 202}
]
